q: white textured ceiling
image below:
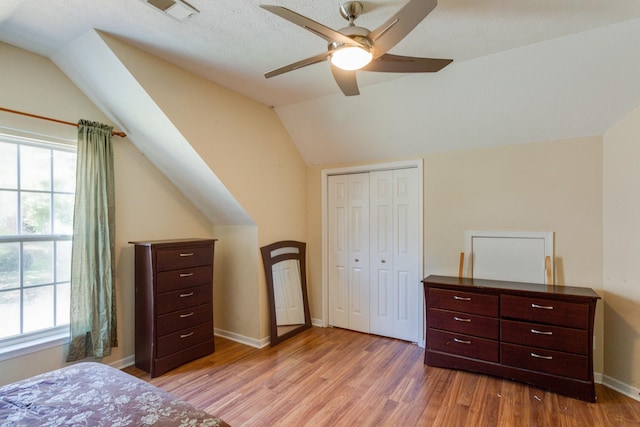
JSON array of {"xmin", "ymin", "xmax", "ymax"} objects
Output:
[{"xmin": 2, "ymin": 0, "xmax": 640, "ymax": 164}]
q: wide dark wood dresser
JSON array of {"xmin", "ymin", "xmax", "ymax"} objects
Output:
[
  {"xmin": 423, "ymin": 274, "xmax": 600, "ymax": 402},
  {"xmin": 130, "ymin": 238, "xmax": 217, "ymax": 377}
]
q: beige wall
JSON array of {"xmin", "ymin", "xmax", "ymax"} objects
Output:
[
  {"xmin": 306, "ymin": 166, "xmax": 325, "ymax": 319},
  {"xmin": 211, "ymin": 224, "xmax": 262, "ymax": 341},
  {"xmin": 423, "ymin": 137, "xmax": 603, "ymax": 283},
  {"xmin": 100, "ymin": 34, "xmax": 308, "ymax": 341},
  {"xmin": 603, "ymin": 105, "xmax": 640, "ymax": 392},
  {"xmin": 0, "ymin": 42, "xmax": 214, "ymax": 385},
  {"xmin": 307, "ymin": 137, "xmax": 605, "ymax": 372}
]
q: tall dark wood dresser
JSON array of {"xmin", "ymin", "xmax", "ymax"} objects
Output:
[
  {"xmin": 130, "ymin": 238, "xmax": 217, "ymax": 377},
  {"xmin": 423, "ymin": 275, "xmax": 600, "ymax": 402}
]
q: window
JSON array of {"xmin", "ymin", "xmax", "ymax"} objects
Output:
[{"xmin": 0, "ymin": 134, "xmax": 76, "ymax": 352}]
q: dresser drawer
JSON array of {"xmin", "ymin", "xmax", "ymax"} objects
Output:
[
  {"xmin": 157, "ymin": 265, "xmax": 212, "ymax": 293},
  {"xmin": 428, "ymin": 328, "xmax": 499, "ymax": 362},
  {"xmin": 428, "ymin": 288, "xmax": 499, "ymax": 317},
  {"xmin": 156, "ymin": 322, "xmax": 213, "ymax": 359},
  {"xmin": 156, "ymin": 245, "xmax": 213, "ymax": 272},
  {"xmin": 428, "ymin": 308, "xmax": 499, "ymax": 340},
  {"xmin": 501, "ymin": 319, "xmax": 588, "ymax": 355},
  {"xmin": 501, "ymin": 343, "xmax": 588, "ymax": 381},
  {"xmin": 156, "ymin": 284, "xmax": 211, "ymax": 315},
  {"xmin": 501, "ymin": 295, "xmax": 589, "ymax": 329},
  {"xmin": 156, "ymin": 303, "xmax": 212, "ymax": 337}
]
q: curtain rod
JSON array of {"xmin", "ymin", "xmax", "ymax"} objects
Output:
[{"xmin": 0, "ymin": 107, "xmax": 127, "ymax": 138}]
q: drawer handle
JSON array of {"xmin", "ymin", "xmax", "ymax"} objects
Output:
[
  {"xmin": 531, "ymin": 329, "xmax": 553, "ymax": 335},
  {"xmin": 453, "ymin": 316, "xmax": 471, "ymax": 323},
  {"xmin": 453, "ymin": 296, "xmax": 471, "ymax": 301},
  {"xmin": 180, "ymin": 252, "xmax": 194, "ymax": 257},
  {"xmin": 530, "ymin": 352, "xmax": 553, "ymax": 360},
  {"xmin": 180, "ymin": 273, "xmax": 194, "ymax": 278},
  {"xmin": 453, "ymin": 338, "xmax": 471, "ymax": 345},
  {"xmin": 180, "ymin": 312, "xmax": 195, "ymax": 318},
  {"xmin": 179, "ymin": 292, "xmax": 194, "ymax": 298},
  {"xmin": 531, "ymin": 303, "xmax": 554, "ymax": 310},
  {"xmin": 180, "ymin": 332, "xmax": 194, "ymax": 339}
]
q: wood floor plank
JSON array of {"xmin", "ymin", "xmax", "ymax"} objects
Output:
[
  {"xmin": 123, "ymin": 327, "xmax": 640, "ymax": 426},
  {"xmin": 468, "ymin": 375, "xmax": 502, "ymax": 425}
]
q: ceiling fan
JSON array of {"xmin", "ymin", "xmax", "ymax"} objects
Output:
[{"xmin": 260, "ymin": 0, "xmax": 452, "ymax": 96}]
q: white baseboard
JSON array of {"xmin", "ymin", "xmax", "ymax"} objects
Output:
[
  {"xmin": 594, "ymin": 371, "xmax": 603, "ymax": 384},
  {"xmin": 108, "ymin": 355, "xmax": 135, "ymax": 370},
  {"xmin": 216, "ymin": 323, "xmax": 325, "ymax": 349},
  {"xmin": 602, "ymin": 374, "xmax": 640, "ymax": 402},
  {"xmin": 214, "ymin": 328, "xmax": 269, "ymax": 349}
]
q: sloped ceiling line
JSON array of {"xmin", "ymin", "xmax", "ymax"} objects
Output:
[{"xmin": 51, "ymin": 29, "xmax": 254, "ymax": 226}]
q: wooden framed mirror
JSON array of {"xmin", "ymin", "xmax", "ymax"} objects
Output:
[{"xmin": 260, "ymin": 240, "xmax": 312, "ymax": 346}]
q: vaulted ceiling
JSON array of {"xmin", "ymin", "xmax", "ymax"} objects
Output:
[{"xmin": 2, "ymin": 0, "xmax": 640, "ymax": 165}]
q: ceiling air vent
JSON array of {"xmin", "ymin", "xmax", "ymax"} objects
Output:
[{"xmin": 143, "ymin": 0, "xmax": 199, "ymax": 21}]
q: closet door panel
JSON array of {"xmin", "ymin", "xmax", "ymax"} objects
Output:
[
  {"xmin": 328, "ymin": 175, "xmax": 349, "ymax": 329},
  {"xmin": 370, "ymin": 169, "xmax": 420, "ymax": 342},
  {"xmin": 370, "ymin": 171, "xmax": 394, "ymax": 337},
  {"xmin": 347, "ymin": 174, "xmax": 370, "ymax": 333},
  {"xmin": 393, "ymin": 168, "xmax": 421, "ymax": 342}
]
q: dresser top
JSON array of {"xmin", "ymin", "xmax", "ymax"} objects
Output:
[
  {"xmin": 423, "ymin": 275, "xmax": 600, "ymax": 300},
  {"xmin": 129, "ymin": 238, "xmax": 217, "ymax": 248}
]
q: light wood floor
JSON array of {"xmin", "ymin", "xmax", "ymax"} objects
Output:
[{"xmin": 124, "ymin": 327, "xmax": 640, "ymax": 426}]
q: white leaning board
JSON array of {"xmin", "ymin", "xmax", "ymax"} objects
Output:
[{"xmin": 464, "ymin": 231, "xmax": 554, "ymax": 284}]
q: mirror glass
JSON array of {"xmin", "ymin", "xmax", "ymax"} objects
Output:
[{"xmin": 260, "ymin": 241, "xmax": 311, "ymax": 346}]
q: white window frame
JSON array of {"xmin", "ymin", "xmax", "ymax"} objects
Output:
[{"xmin": 0, "ymin": 133, "xmax": 76, "ymax": 360}]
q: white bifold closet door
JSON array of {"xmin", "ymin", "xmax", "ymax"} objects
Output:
[
  {"xmin": 369, "ymin": 169, "xmax": 421, "ymax": 342},
  {"xmin": 328, "ymin": 173, "xmax": 370, "ymax": 333},
  {"xmin": 328, "ymin": 169, "xmax": 421, "ymax": 342}
]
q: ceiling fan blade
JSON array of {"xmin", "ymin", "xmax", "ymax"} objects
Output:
[
  {"xmin": 330, "ymin": 65, "xmax": 360, "ymax": 96},
  {"xmin": 265, "ymin": 52, "xmax": 329, "ymax": 78},
  {"xmin": 363, "ymin": 54, "xmax": 452, "ymax": 73},
  {"xmin": 260, "ymin": 5, "xmax": 364, "ymax": 47},
  {"xmin": 368, "ymin": 0, "xmax": 438, "ymax": 59}
]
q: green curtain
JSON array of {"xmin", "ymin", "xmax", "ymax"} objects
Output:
[{"xmin": 66, "ymin": 120, "xmax": 118, "ymax": 362}]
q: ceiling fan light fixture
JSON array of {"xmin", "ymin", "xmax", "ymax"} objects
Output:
[{"xmin": 330, "ymin": 44, "xmax": 373, "ymax": 71}]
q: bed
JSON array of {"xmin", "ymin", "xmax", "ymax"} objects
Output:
[{"xmin": 0, "ymin": 362, "xmax": 229, "ymax": 426}]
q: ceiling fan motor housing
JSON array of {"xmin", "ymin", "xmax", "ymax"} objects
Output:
[
  {"xmin": 340, "ymin": 1, "xmax": 364, "ymax": 22},
  {"xmin": 330, "ymin": 26, "xmax": 372, "ymax": 53}
]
